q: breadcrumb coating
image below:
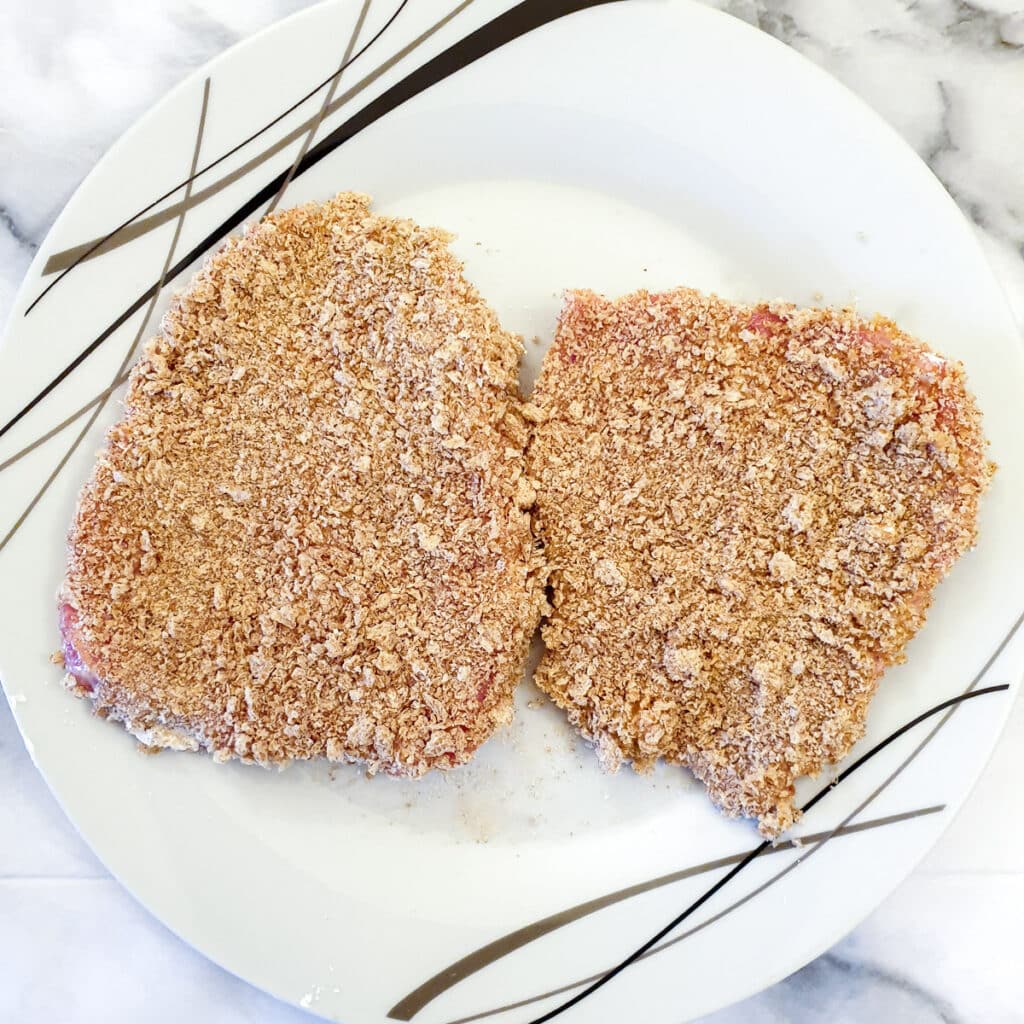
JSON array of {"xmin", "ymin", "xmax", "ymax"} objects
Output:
[
  {"xmin": 61, "ymin": 193, "xmax": 545, "ymax": 775},
  {"xmin": 527, "ymin": 287, "xmax": 992, "ymax": 836}
]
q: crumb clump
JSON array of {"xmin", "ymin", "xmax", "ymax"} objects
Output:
[
  {"xmin": 61, "ymin": 193, "xmax": 546, "ymax": 776},
  {"xmin": 527, "ymin": 287, "xmax": 992, "ymax": 836}
]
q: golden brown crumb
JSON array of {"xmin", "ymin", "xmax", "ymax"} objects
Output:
[
  {"xmin": 61, "ymin": 193, "xmax": 546, "ymax": 775},
  {"xmin": 527, "ymin": 287, "xmax": 992, "ymax": 836}
]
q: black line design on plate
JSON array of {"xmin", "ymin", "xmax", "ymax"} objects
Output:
[
  {"xmin": 0, "ymin": 371, "xmax": 130, "ymax": 475},
  {"xmin": 390, "ymin": 669, "xmax": 1016, "ymax": 1023},
  {"xmin": 265, "ymin": 0, "xmax": 373, "ymax": 215},
  {"xmin": 23, "ymin": 0, "xmax": 410, "ymax": 313},
  {"xmin": 386, "ymin": 805, "xmax": 945, "ymax": 1023},
  {"xmin": 0, "ymin": 80, "xmax": 210, "ymax": 555},
  {"xmin": 2, "ymin": 0, "xmax": 619, "ymax": 446}
]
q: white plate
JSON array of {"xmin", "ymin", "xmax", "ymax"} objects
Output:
[{"xmin": 2, "ymin": 2, "xmax": 1023, "ymax": 1022}]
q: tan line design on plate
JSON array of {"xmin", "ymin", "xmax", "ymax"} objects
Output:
[
  {"xmin": 265, "ymin": 0, "xmax": 373, "ymax": 215},
  {"xmin": 22, "ymin": 1, "xmax": 411, "ymax": 317},
  {"xmin": 0, "ymin": 371, "xmax": 131, "ymax": 475},
  {"xmin": 0, "ymin": 79, "xmax": 211, "ymax": 554},
  {"xmin": 40, "ymin": 0, "xmax": 477, "ymax": 276}
]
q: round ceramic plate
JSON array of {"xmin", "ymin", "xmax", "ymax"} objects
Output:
[{"xmin": 2, "ymin": 2, "xmax": 1023, "ymax": 1022}]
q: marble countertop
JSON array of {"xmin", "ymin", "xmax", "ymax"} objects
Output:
[{"xmin": 2, "ymin": 1, "xmax": 1023, "ymax": 1021}]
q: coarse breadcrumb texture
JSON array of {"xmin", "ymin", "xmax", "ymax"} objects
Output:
[
  {"xmin": 527, "ymin": 287, "xmax": 992, "ymax": 836},
  {"xmin": 61, "ymin": 193, "xmax": 546, "ymax": 775}
]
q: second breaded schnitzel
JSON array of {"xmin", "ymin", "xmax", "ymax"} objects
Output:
[{"xmin": 527, "ymin": 287, "xmax": 991, "ymax": 836}]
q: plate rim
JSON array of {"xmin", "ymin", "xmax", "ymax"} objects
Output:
[{"xmin": 2, "ymin": 2, "xmax": 1024, "ymax": 1022}]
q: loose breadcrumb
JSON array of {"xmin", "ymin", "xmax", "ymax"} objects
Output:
[
  {"xmin": 60, "ymin": 193, "xmax": 546, "ymax": 776},
  {"xmin": 527, "ymin": 287, "xmax": 992, "ymax": 836}
]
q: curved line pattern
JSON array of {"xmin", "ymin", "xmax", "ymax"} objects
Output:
[
  {"xmin": 522, "ymin": 682, "xmax": 1010, "ymax": 1024},
  {"xmin": 30, "ymin": 0, "xmax": 474, "ymax": 286},
  {"xmin": 389, "ymin": 678, "xmax": 1016, "ymax": 1022},
  {"xmin": 445, "ymin": 867, "xmax": 968, "ymax": 1024},
  {"xmin": 387, "ymin": 807, "xmax": 946, "ymax": 1024},
  {"xmin": 23, "ymin": 0, "xmax": 411, "ymax": 313}
]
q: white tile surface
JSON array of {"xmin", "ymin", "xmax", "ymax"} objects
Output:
[
  {"xmin": 2, "ymin": 0, "xmax": 1023, "ymax": 1021},
  {"xmin": 0, "ymin": 697, "xmax": 102, "ymax": 879},
  {"xmin": 0, "ymin": 880, "xmax": 313, "ymax": 1023}
]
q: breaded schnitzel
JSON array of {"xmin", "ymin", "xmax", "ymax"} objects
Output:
[
  {"xmin": 60, "ymin": 193, "xmax": 545, "ymax": 775},
  {"xmin": 527, "ymin": 287, "xmax": 991, "ymax": 835}
]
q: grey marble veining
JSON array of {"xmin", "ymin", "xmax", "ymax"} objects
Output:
[
  {"xmin": 710, "ymin": 952, "xmax": 962, "ymax": 1024},
  {"xmin": 704, "ymin": 0, "xmax": 1024, "ymax": 327},
  {"xmin": 1, "ymin": 2, "xmax": 1022, "ymax": 1022}
]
